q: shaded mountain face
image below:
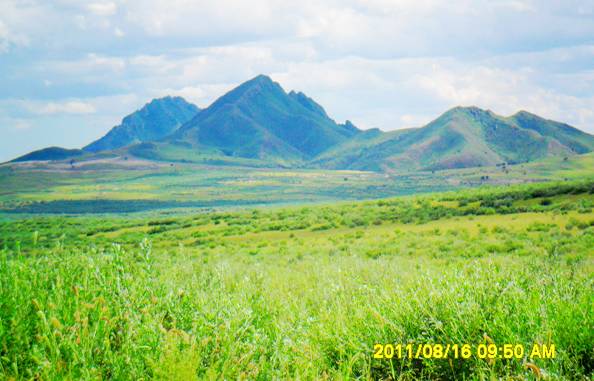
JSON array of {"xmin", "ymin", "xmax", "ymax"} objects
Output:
[
  {"xmin": 311, "ymin": 106, "xmax": 594, "ymax": 172},
  {"xmin": 83, "ymin": 96, "xmax": 200, "ymax": 153},
  {"xmin": 167, "ymin": 75, "xmax": 359, "ymax": 163}
]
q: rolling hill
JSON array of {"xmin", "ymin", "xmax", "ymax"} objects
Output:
[
  {"xmin": 311, "ymin": 106, "xmax": 594, "ymax": 172},
  {"xmin": 12, "ymin": 147, "xmax": 86, "ymax": 162}
]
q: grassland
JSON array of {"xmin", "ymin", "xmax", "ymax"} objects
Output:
[
  {"xmin": 1, "ymin": 179, "xmax": 593, "ymax": 380},
  {"xmin": 2, "ymin": 153, "xmax": 594, "ymax": 215}
]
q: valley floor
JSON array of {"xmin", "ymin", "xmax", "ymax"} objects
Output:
[
  {"xmin": 1, "ymin": 180, "xmax": 593, "ymax": 379},
  {"xmin": 1, "ymin": 152, "xmax": 593, "ymax": 215}
]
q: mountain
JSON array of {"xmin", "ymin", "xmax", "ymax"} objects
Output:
[
  {"xmin": 509, "ymin": 111, "xmax": 594, "ymax": 153},
  {"xmin": 83, "ymin": 96, "xmax": 199, "ymax": 153},
  {"xmin": 12, "ymin": 147, "xmax": 85, "ymax": 162},
  {"xmin": 160, "ymin": 75, "xmax": 359, "ymax": 165},
  {"xmin": 9, "ymin": 75, "xmax": 594, "ymax": 173},
  {"xmin": 311, "ymin": 106, "xmax": 594, "ymax": 172}
]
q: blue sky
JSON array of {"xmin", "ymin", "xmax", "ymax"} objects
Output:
[{"xmin": 1, "ymin": 0, "xmax": 594, "ymax": 162}]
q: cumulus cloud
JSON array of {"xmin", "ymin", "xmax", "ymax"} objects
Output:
[
  {"xmin": 0, "ymin": 20, "xmax": 29, "ymax": 52},
  {"xmin": 38, "ymin": 101, "xmax": 97, "ymax": 115},
  {"xmin": 87, "ymin": 2, "xmax": 118, "ymax": 16}
]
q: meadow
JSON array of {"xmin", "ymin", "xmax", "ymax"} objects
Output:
[
  {"xmin": 1, "ymin": 179, "xmax": 593, "ymax": 380},
  {"xmin": 2, "ymin": 153, "xmax": 593, "ymax": 215}
]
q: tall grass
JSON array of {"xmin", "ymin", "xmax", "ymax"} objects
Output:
[{"xmin": 1, "ymin": 182, "xmax": 593, "ymax": 379}]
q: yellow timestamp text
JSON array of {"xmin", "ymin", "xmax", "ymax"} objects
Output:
[{"xmin": 373, "ymin": 343, "xmax": 555, "ymax": 360}]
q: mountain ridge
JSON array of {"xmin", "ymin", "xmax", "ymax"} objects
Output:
[
  {"xmin": 166, "ymin": 75, "xmax": 360, "ymax": 164},
  {"xmin": 83, "ymin": 96, "xmax": 200, "ymax": 153},
  {"xmin": 8, "ymin": 75, "xmax": 594, "ymax": 172},
  {"xmin": 311, "ymin": 105, "xmax": 594, "ymax": 172}
]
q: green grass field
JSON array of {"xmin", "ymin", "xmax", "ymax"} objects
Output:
[
  {"xmin": 2, "ymin": 153, "xmax": 594, "ymax": 215},
  {"xmin": 1, "ymin": 179, "xmax": 593, "ymax": 380}
]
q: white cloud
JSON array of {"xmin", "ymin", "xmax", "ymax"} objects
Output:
[
  {"xmin": 265, "ymin": 49, "xmax": 594, "ymax": 133},
  {"xmin": 408, "ymin": 57, "xmax": 594, "ymax": 131},
  {"xmin": 123, "ymin": 0, "xmax": 287, "ymax": 37},
  {"xmin": 40, "ymin": 53, "xmax": 127, "ymax": 80},
  {"xmin": 159, "ymin": 84, "xmax": 236, "ymax": 108},
  {"xmin": 38, "ymin": 101, "xmax": 96, "ymax": 115},
  {"xmin": 87, "ymin": 2, "xmax": 117, "ymax": 17},
  {"xmin": 0, "ymin": 20, "xmax": 29, "ymax": 52},
  {"xmin": 12, "ymin": 119, "xmax": 32, "ymax": 130}
]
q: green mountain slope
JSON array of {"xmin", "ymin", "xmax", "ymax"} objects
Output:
[
  {"xmin": 509, "ymin": 111, "xmax": 594, "ymax": 153},
  {"xmin": 311, "ymin": 106, "xmax": 594, "ymax": 172},
  {"xmin": 84, "ymin": 96, "xmax": 199, "ymax": 153},
  {"xmin": 309, "ymin": 128, "xmax": 407, "ymax": 171},
  {"xmin": 164, "ymin": 75, "xmax": 359, "ymax": 164}
]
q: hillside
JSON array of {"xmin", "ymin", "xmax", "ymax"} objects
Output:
[
  {"xmin": 11, "ymin": 147, "xmax": 85, "ymax": 163},
  {"xmin": 312, "ymin": 106, "xmax": 594, "ymax": 172},
  {"xmin": 162, "ymin": 75, "xmax": 360, "ymax": 165},
  {"xmin": 509, "ymin": 110, "xmax": 594, "ymax": 153},
  {"xmin": 83, "ymin": 96, "xmax": 200, "ymax": 152}
]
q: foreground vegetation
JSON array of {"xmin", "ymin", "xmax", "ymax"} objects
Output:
[{"xmin": 1, "ymin": 180, "xmax": 593, "ymax": 379}]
